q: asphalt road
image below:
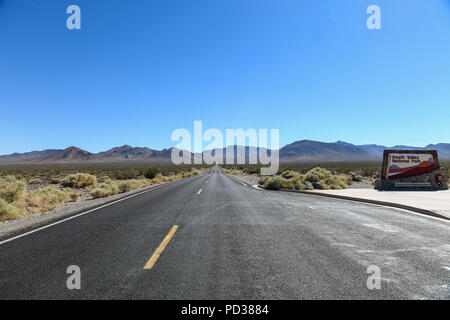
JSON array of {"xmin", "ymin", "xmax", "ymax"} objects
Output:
[{"xmin": 0, "ymin": 168, "xmax": 449, "ymax": 299}]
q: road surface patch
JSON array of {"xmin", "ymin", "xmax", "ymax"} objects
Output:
[{"xmin": 144, "ymin": 225, "xmax": 179, "ymax": 270}]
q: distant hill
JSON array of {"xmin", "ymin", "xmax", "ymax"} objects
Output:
[
  {"xmin": 355, "ymin": 143, "xmax": 450, "ymax": 159},
  {"xmin": 97, "ymin": 145, "xmax": 158, "ymax": 160},
  {"xmin": 280, "ymin": 140, "xmax": 376, "ymax": 162},
  {"xmin": 1, "ymin": 140, "xmax": 449, "ymax": 164},
  {"xmin": 423, "ymin": 143, "xmax": 450, "ymax": 159},
  {"xmin": 44, "ymin": 146, "xmax": 98, "ymax": 162},
  {"xmin": 0, "ymin": 149, "xmax": 62, "ymax": 162}
]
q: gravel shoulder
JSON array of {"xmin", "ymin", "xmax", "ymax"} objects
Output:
[{"xmin": 228, "ymin": 174, "xmax": 260, "ymax": 186}]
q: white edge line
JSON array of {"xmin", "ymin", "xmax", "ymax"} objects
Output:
[
  {"xmin": 0, "ymin": 183, "xmax": 170, "ymax": 246},
  {"xmin": 228, "ymin": 175, "xmax": 248, "ymax": 187}
]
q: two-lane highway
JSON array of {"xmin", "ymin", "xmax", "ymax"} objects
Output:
[{"xmin": 1, "ymin": 168, "xmax": 449, "ymax": 299}]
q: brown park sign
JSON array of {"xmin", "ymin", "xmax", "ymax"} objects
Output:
[{"xmin": 376, "ymin": 150, "xmax": 447, "ymax": 190}]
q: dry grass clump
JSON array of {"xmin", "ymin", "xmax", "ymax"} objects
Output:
[
  {"xmin": 118, "ymin": 179, "xmax": 148, "ymax": 193},
  {"xmin": 179, "ymin": 171, "xmax": 199, "ymax": 179},
  {"xmin": 0, "ymin": 175, "xmax": 26, "ymax": 203},
  {"xmin": 323, "ymin": 175, "xmax": 348, "ymax": 190},
  {"xmin": 348, "ymin": 171, "xmax": 363, "ymax": 182},
  {"xmin": 70, "ymin": 192, "xmax": 79, "ymax": 202},
  {"xmin": 90, "ymin": 179, "xmax": 119, "ymax": 199},
  {"xmin": 225, "ymin": 169, "xmax": 243, "ymax": 175},
  {"xmin": 258, "ymin": 176, "xmax": 270, "ymax": 185},
  {"xmin": 304, "ymin": 167, "xmax": 333, "ymax": 183},
  {"xmin": 62, "ymin": 173, "xmax": 97, "ymax": 189},
  {"xmin": 0, "ymin": 198, "xmax": 21, "ymax": 220},
  {"xmin": 261, "ymin": 175, "xmax": 314, "ymax": 191},
  {"xmin": 149, "ymin": 174, "xmax": 165, "ymax": 184},
  {"xmin": 280, "ymin": 170, "xmax": 301, "ymax": 180},
  {"xmin": 304, "ymin": 167, "xmax": 348, "ymax": 190},
  {"xmin": 25, "ymin": 187, "xmax": 68, "ymax": 212},
  {"xmin": 263, "ymin": 176, "xmax": 286, "ymax": 190},
  {"xmin": 50, "ymin": 177, "xmax": 62, "ymax": 184},
  {"xmin": 293, "ymin": 180, "xmax": 314, "ymax": 191},
  {"xmin": 260, "ymin": 167, "xmax": 348, "ymax": 191},
  {"xmin": 0, "ymin": 185, "xmax": 69, "ymax": 220},
  {"xmin": 0, "ymin": 176, "xmax": 26, "ymax": 220},
  {"xmin": 28, "ymin": 178, "xmax": 42, "ymax": 185}
]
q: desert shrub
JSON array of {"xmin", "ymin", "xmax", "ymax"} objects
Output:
[
  {"xmin": 294, "ymin": 181, "xmax": 314, "ymax": 191},
  {"xmin": 150, "ymin": 175, "xmax": 165, "ymax": 184},
  {"xmin": 97, "ymin": 175, "xmax": 111, "ymax": 183},
  {"xmin": 226, "ymin": 169, "xmax": 241, "ymax": 175},
  {"xmin": 118, "ymin": 180, "xmax": 133, "ymax": 193},
  {"xmin": 281, "ymin": 170, "xmax": 301, "ymax": 180},
  {"xmin": 90, "ymin": 188, "xmax": 110, "ymax": 199},
  {"xmin": 113, "ymin": 168, "xmax": 140, "ymax": 180},
  {"xmin": 243, "ymin": 166, "xmax": 260, "ymax": 174},
  {"xmin": 90, "ymin": 180, "xmax": 119, "ymax": 198},
  {"xmin": 100, "ymin": 179, "xmax": 119, "ymax": 195},
  {"xmin": 263, "ymin": 176, "xmax": 286, "ymax": 190},
  {"xmin": 26, "ymin": 187, "xmax": 68, "ymax": 212},
  {"xmin": 0, "ymin": 175, "xmax": 26, "ymax": 203},
  {"xmin": 257, "ymin": 167, "xmax": 349, "ymax": 191},
  {"xmin": 118, "ymin": 179, "xmax": 147, "ymax": 193},
  {"xmin": 0, "ymin": 198, "xmax": 21, "ymax": 220},
  {"xmin": 324, "ymin": 175, "xmax": 348, "ymax": 189},
  {"xmin": 305, "ymin": 167, "xmax": 333, "ymax": 183},
  {"xmin": 182, "ymin": 171, "xmax": 198, "ymax": 178},
  {"xmin": 258, "ymin": 176, "xmax": 270, "ymax": 185},
  {"xmin": 260, "ymin": 172, "xmax": 307, "ymax": 190},
  {"xmin": 50, "ymin": 177, "xmax": 62, "ymax": 184},
  {"xmin": 62, "ymin": 173, "xmax": 97, "ymax": 189},
  {"xmin": 281, "ymin": 178, "xmax": 295, "ymax": 189},
  {"xmin": 144, "ymin": 167, "xmax": 161, "ymax": 179},
  {"xmin": 28, "ymin": 178, "xmax": 42, "ymax": 185},
  {"xmin": 70, "ymin": 192, "xmax": 78, "ymax": 202},
  {"xmin": 348, "ymin": 171, "xmax": 363, "ymax": 182}
]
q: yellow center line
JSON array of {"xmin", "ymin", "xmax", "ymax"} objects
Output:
[
  {"xmin": 197, "ymin": 189, "xmax": 202, "ymax": 195},
  {"xmin": 144, "ymin": 225, "xmax": 179, "ymax": 270}
]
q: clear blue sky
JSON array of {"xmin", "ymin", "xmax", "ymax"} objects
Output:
[{"xmin": 1, "ymin": 0, "xmax": 450, "ymax": 154}]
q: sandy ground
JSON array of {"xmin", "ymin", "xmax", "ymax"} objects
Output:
[{"xmin": 347, "ymin": 179, "xmax": 375, "ymax": 189}]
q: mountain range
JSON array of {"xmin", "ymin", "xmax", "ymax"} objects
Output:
[{"xmin": 0, "ymin": 140, "xmax": 449, "ymax": 164}]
